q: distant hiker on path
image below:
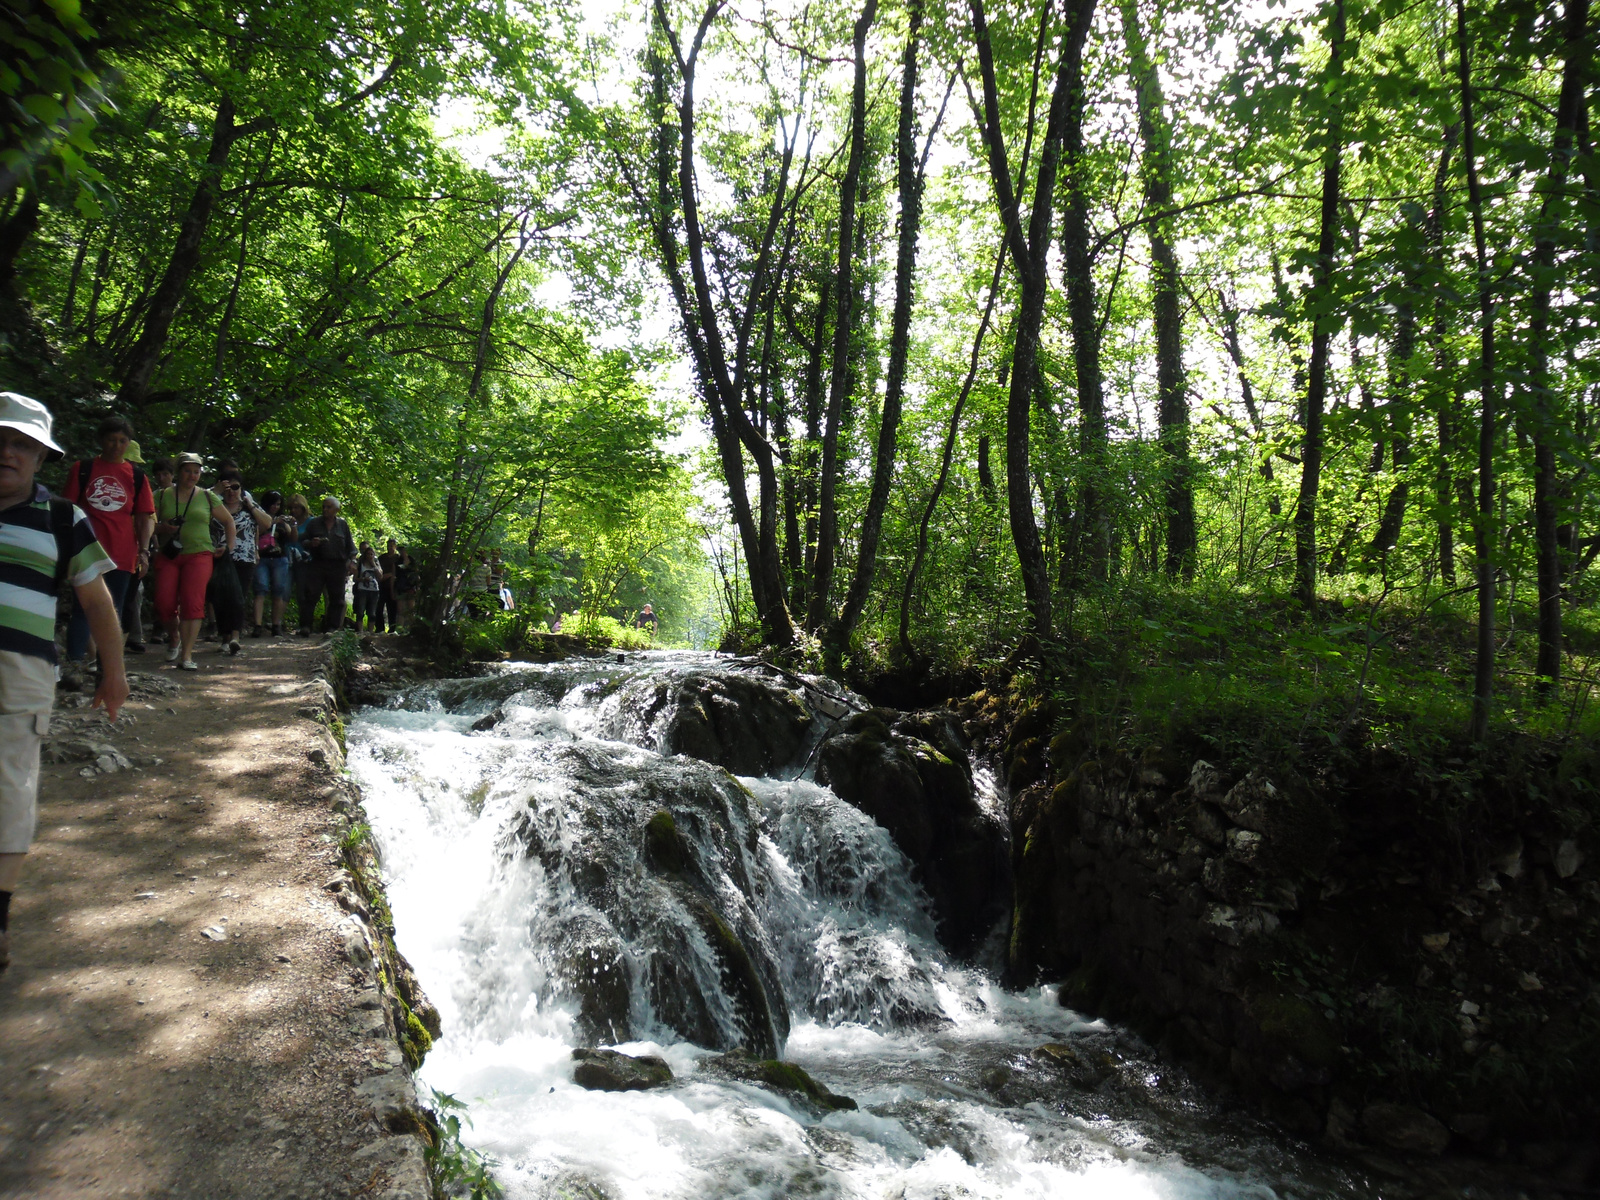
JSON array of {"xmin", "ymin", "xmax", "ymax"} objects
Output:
[
  {"xmin": 0, "ymin": 392, "xmax": 128, "ymax": 970},
  {"xmin": 637, "ymin": 603, "xmax": 657, "ymax": 637},
  {"xmin": 301, "ymin": 496, "xmax": 357, "ymax": 633},
  {"xmin": 153, "ymin": 451, "xmax": 234, "ymax": 671},
  {"xmin": 253, "ymin": 491, "xmax": 295, "ymax": 636},
  {"xmin": 60, "ymin": 415, "xmax": 155, "ymax": 665}
]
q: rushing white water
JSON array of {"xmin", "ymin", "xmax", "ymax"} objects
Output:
[{"xmin": 347, "ymin": 653, "xmax": 1376, "ymax": 1200}]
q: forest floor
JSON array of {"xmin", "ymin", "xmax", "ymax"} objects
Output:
[{"xmin": 0, "ymin": 637, "xmax": 427, "ymax": 1200}]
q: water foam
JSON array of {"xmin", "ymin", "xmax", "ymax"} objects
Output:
[{"xmin": 348, "ymin": 655, "xmax": 1373, "ymax": 1200}]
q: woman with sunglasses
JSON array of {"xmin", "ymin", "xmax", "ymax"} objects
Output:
[
  {"xmin": 212, "ymin": 472, "xmax": 268, "ymax": 655},
  {"xmin": 153, "ymin": 453, "xmax": 234, "ymax": 670}
]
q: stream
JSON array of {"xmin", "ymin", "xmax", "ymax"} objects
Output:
[{"xmin": 347, "ymin": 651, "xmax": 1380, "ymax": 1200}]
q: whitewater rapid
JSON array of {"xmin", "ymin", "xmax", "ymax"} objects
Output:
[{"xmin": 346, "ymin": 652, "xmax": 1375, "ymax": 1200}]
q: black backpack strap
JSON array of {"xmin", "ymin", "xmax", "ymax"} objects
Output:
[
  {"xmin": 132, "ymin": 464, "xmax": 147, "ymax": 505},
  {"xmin": 77, "ymin": 459, "xmax": 91, "ymax": 497},
  {"xmin": 50, "ymin": 498, "xmax": 78, "ymax": 590}
]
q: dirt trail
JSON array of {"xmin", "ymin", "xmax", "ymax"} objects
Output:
[{"xmin": 0, "ymin": 639, "xmax": 429, "ymax": 1200}]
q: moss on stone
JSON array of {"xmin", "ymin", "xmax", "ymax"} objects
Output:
[
  {"xmin": 1251, "ymin": 992, "xmax": 1339, "ymax": 1069},
  {"xmin": 644, "ymin": 809, "xmax": 687, "ymax": 875}
]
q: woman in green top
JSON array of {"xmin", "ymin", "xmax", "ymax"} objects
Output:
[{"xmin": 152, "ymin": 452, "xmax": 235, "ymax": 670}]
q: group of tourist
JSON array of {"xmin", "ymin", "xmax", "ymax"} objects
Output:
[
  {"xmin": 52, "ymin": 418, "xmax": 421, "ymax": 672},
  {"xmin": 0, "ymin": 392, "xmax": 433, "ymax": 969}
]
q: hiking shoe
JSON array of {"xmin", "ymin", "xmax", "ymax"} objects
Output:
[
  {"xmin": 250, "ymin": 625, "xmax": 263, "ymax": 638},
  {"xmin": 180, "ymin": 659, "xmax": 198, "ymax": 671},
  {"xmin": 228, "ymin": 639, "xmax": 241, "ymax": 656},
  {"xmin": 294, "ymin": 628, "xmax": 310, "ymax": 637},
  {"xmin": 166, "ymin": 642, "xmax": 183, "ymax": 663},
  {"xmin": 125, "ymin": 641, "xmax": 147, "ymax": 654}
]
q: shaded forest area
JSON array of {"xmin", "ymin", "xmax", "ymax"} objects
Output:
[
  {"xmin": 5, "ymin": 0, "xmax": 1599, "ymax": 1164},
  {"xmin": 2, "ymin": 0, "xmax": 1597, "ymax": 748}
]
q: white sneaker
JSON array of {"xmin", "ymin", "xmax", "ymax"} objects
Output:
[
  {"xmin": 179, "ymin": 660, "xmax": 198, "ymax": 672},
  {"xmin": 166, "ymin": 643, "xmax": 182, "ymax": 663}
]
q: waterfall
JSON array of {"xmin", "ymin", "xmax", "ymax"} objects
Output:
[{"xmin": 348, "ymin": 652, "xmax": 1377, "ymax": 1200}]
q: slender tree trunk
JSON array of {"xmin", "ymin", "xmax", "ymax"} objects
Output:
[
  {"xmin": 1365, "ymin": 303, "xmax": 1415, "ymax": 563},
  {"xmin": 62, "ymin": 224, "xmax": 91, "ymax": 326},
  {"xmin": 642, "ymin": 5, "xmax": 797, "ymax": 644},
  {"xmin": 118, "ymin": 97, "xmax": 259, "ymax": 407},
  {"xmin": 1423, "ymin": 124, "xmax": 1460, "ymax": 584},
  {"xmin": 809, "ymin": 0, "xmax": 879, "ymax": 631},
  {"xmin": 1527, "ymin": 0, "xmax": 1590, "ymax": 696},
  {"xmin": 1058, "ymin": 0, "xmax": 1110, "ymax": 582},
  {"xmin": 836, "ymin": 0, "xmax": 922, "ymax": 647},
  {"xmin": 1294, "ymin": 0, "xmax": 1347, "ymax": 610},
  {"xmin": 432, "ymin": 219, "xmax": 531, "ymax": 624},
  {"xmin": 899, "ymin": 243, "xmax": 1006, "ymax": 662},
  {"xmin": 1119, "ymin": 0, "xmax": 1193, "ymax": 578},
  {"xmin": 970, "ymin": 0, "xmax": 1092, "ymax": 640},
  {"xmin": 0, "ymin": 189, "xmax": 39, "ymax": 283},
  {"xmin": 1455, "ymin": 0, "xmax": 1499, "ymax": 741}
]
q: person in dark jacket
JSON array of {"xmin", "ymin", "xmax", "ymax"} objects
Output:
[{"xmin": 300, "ymin": 496, "xmax": 356, "ymax": 633}]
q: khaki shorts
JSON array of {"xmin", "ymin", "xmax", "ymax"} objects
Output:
[{"xmin": 1, "ymin": 650, "xmax": 56, "ymax": 855}]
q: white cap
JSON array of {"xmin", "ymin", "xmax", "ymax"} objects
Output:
[{"xmin": 0, "ymin": 392, "xmax": 65, "ymax": 461}]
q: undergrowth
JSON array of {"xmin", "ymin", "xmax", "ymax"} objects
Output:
[
  {"xmin": 1020, "ymin": 577, "xmax": 1599, "ymax": 776},
  {"xmin": 424, "ymin": 1089, "xmax": 502, "ymax": 1200}
]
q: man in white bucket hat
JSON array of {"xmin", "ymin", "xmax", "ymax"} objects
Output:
[{"xmin": 0, "ymin": 391, "xmax": 129, "ymax": 970}]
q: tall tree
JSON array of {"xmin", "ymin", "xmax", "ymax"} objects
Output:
[
  {"xmin": 970, "ymin": 0, "xmax": 1098, "ymax": 640},
  {"xmin": 835, "ymin": 0, "xmax": 928, "ymax": 650},
  {"xmin": 1455, "ymin": 0, "xmax": 1499, "ymax": 741},
  {"xmin": 1293, "ymin": 0, "xmax": 1348, "ymax": 610},
  {"xmin": 808, "ymin": 0, "xmax": 879, "ymax": 632},
  {"xmin": 1119, "ymin": 0, "xmax": 1194, "ymax": 577},
  {"xmin": 1526, "ymin": 0, "xmax": 1591, "ymax": 696}
]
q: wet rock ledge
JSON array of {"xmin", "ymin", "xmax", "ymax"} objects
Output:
[
  {"xmin": 303, "ymin": 644, "xmax": 445, "ymax": 1199},
  {"xmin": 978, "ymin": 689, "xmax": 1600, "ymax": 1187}
]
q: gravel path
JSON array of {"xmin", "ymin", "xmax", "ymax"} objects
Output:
[{"xmin": 0, "ymin": 638, "xmax": 429, "ymax": 1200}]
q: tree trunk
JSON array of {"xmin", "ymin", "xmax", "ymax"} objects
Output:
[
  {"xmin": 1455, "ymin": 0, "xmax": 1499, "ymax": 741},
  {"xmin": 1058, "ymin": 0, "xmax": 1110, "ymax": 583},
  {"xmin": 1424, "ymin": 124, "xmax": 1460, "ymax": 584},
  {"xmin": 1293, "ymin": 0, "xmax": 1347, "ymax": 610},
  {"xmin": 970, "ymin": 0, "xmax": 1093, "ymax": 641},
  {"xmin": 642, "ymin": 4, "xmax": 797, "ymax": 645},
  {"xmin": 809, "ymin": 0, "xmax": 879, "ymax": 632},
  {"xmin": 0, "ymin": 189, "xmax": 39, "ymax": 284},
  {"xmin": 1119, "ymin": 0, "xmax": 1193, "ymax": 578},
  {"xmin": 117, "ymin": 97, "xmax": 253, "ymax": 407},
  {"xmin": 1527, "ymin": 0, "xmax": 1590, "ymax": 696},
  {"xmin": 836, "ymin": 0, "xmax": 921, "ymax": 648}
]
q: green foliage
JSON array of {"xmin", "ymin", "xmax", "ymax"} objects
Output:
[
  {"xmin": 329, "ymin": 628, "xmax": 361, "ymax": 678},
  {"xmin": 338, "ymin": 821, "xmax": 371, "ymax": 856},
  {"xmin": 423, "ymin": 1089, "xmax": 502, "ymax": 1200}
]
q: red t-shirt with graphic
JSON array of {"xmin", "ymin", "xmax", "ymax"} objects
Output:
[{"xmin": 61, "ymin": 459, "xmax": 156, "ymax": 572}]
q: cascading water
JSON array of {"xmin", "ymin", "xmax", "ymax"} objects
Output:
[{"xmin": 348, "ymin": 651, "xmax": 1379, "ymax": 1200}]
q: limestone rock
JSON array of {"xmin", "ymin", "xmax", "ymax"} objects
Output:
[
  {"xmin": 600, "ymin": 666, "xmax": 813, "ymax": 776},
  {"xmin": 1187, "ymin": 760, "xmax": 1222, "ymax": 798},
  {"xmin": 571, "ymin": 1048, "xmax": 673, "ymax": 1092},
  {"xmin": 816, "ymin": 709, "xmax": 1009, "ymax": 956},
  {"xmin": 1360, "ymin": 1102, "xmax": 1450, "ymax": 1156},
  {"xmin": 698, "ymin": 1050, "xmax": 856, "ymax": 1111}
]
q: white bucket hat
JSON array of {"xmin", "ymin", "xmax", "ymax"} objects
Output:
[{"xmin": 0, "ymin": 392, "xmax": 65, "ymax": 461}]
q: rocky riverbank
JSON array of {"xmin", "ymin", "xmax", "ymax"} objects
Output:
[{"xmin": 970, "ymin": 686, "xmax": 1600, "ymax": 1191}]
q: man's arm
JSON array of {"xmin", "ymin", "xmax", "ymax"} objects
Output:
[
  {"xmin": 75, "ymin": 575, "xmax": 128, "ymax": 720},
  {"xmin": 134, "ymin": 484, "xmax": 156, "ymax": 576}
]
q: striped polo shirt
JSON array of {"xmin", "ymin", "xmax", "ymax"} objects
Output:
[{"xmin": 1, "ymin": 482, "xmax": 114, "ymax": 664}]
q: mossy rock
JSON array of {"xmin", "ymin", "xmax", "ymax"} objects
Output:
[
  {"xmin": 644, "ymin": 809, "xmax": 688, "ymax": 875},
  {"xmin": 703, "ymin": 1050, "xmax": 857, "ymax": 1111},
  {"xmin": 1250, "ymin": 992, "xmax": 1339, "ymax": 1070}
]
